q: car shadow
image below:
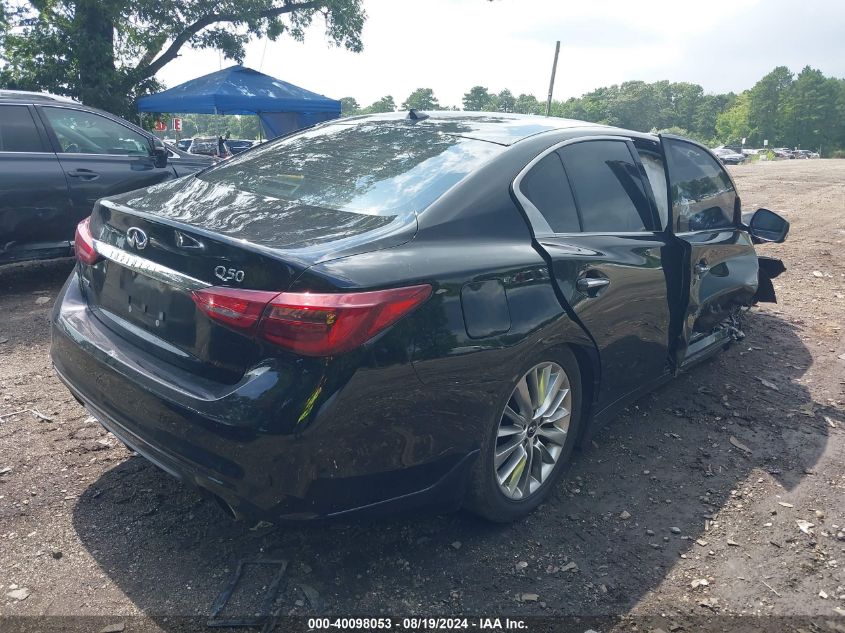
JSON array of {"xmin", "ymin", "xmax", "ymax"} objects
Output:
[
  {"xmin": 71, "ymin": 308, "xmax": 833, "ymax": 623},
  {"xmin": 0, "ymin": 258, "xmax": 74, "ymax": 356},
  {"xmin": 0, "ymin": 257, "xmax": 75, "ymax": 292}
]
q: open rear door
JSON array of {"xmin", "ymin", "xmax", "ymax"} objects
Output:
[{"xmin": 660, "ymin": 135, "xmax": 759, "ymax": 367}]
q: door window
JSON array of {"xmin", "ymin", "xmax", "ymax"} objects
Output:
[
  {"xmin": 41, "ymin": 107, "xmax": 150, "ymax": 156},
  {"xmin": 518, "ymin": 153, "xmax": 580, "ymax": 233},
  {"xmin": 0, "ymin": 105, "xmax": 45, "ymax": 152},
  {"xmin": 634, "ymin": 140, "xmax": 669, "ymax": 230},
  {"xmin": 558, "ymin": 140, "xmax": 654, "ymax": 232},
  {"xmin": 663, "ymin": 138, "xmax": 737, "ymax": 232}
]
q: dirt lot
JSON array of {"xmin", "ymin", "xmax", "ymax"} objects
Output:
[{"xmin": 0, "ymin": 160, "xmax": 843, "ymax": 632}]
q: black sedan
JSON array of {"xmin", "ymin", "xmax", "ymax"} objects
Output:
[
  {"xmin": 51, "ymin": 112, "xmax": 788, "ymax": 522},
  {"xmin": 225, "ymin": 139, "xmax": 256, "ymax": 155},
  {"xmin": 712, "ymin": 147, "xmax": 746, "ymax": 165}
]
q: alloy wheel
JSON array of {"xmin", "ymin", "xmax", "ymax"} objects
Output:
[{"xmin": 494, "ymin": 361, "xmax": 572, "ymax": 500}]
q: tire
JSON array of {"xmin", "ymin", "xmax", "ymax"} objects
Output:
[{"xmin": 465, "ymin": 346, "xmax": 583, "ymax": 522}]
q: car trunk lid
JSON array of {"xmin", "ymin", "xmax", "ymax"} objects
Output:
[{"xmin": 80, "ymin": 179, "xmax": 415, "ymax": 382}]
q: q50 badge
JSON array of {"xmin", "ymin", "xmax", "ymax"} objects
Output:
[{"xmin": 214, "ymin": 266, "xmax": 245, "ymax": 283}]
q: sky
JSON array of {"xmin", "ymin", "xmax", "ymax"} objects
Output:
[{"xmin": 158, "ymin": 0, "xmax": 845, "ymax": 109}]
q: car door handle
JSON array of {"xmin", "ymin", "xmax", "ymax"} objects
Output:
[
  {"xmin": 576, "ymin": 277, "xmax": 611, "ymax": 294},
  {"xmin": 66, "ymin": 169, "xmax": 100, "ymax": 180}
]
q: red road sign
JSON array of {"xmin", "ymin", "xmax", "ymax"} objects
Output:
[
  {"xmin": 154, "ymin": 120, "xmax": 167, "ymax": 132},
  {"xmin": 172, "ymin": 117, "xmax": 182, "ymax": 132}
]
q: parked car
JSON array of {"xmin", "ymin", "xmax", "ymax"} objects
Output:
[
  {"xmin": 176, "ymin": 139, "xmax": 193, "ymax": 152},
  {"xmin": 772, "ymin": 147, "xmax": 794, "ymax": 159},
  {"xmin": 712, "ymin": 147, "xmax": 746, "ymax": 165},
  {"xmin": 792, "ymin": 149, "xmax": 820, "ymax": 159},
  {"xmin": 51, "ymin": 112, "xmax": 789, "ymax": 523},
  {"xmin": 187, "ymin": 137, "xmax": 219, "ymax": 157},
  {"xmin": 0, "ymin": 90, "xmax": 214, "ymax": 265},
  {"xmin": 225, "ymin": 139, "xmax": 255, "ymax": 155}
]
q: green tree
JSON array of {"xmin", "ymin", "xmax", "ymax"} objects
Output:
[
  {"xmin": 462, "ymin": 86, "xmax": 493, "ymax": 111},
  {"xmin": 361, "ymin": 95, "xmax": 396, "ymax": 114},
  {"xmin": 340, "ymin": 96, "xmax": 360, "ymax": 116},
  {"xmin": 401, "ymin": 88, "xmax": 441, "ymax": 111},
  {"xmin": 549, "ymin": 96, "xmax": 585, "ymax": 120},
  {"xmin": 670, "ymin": 82, "xmax": 705, "ymax": 132},
  {"xmin": 493, "ymin": 88, "xmax": 516, "ymax": 113},
  {"xmin": 692, "ymin": 92, "xmax": 736, "ymax": 142},
  {"xmin": 514, "ymin": 93, "xmax": 542, "ymax": 115},
  {"xmin": 779, "ymin": 66, "xmax": 837, "ymax": 150},
  {"xmin": 746, "ymin": 66, "xmax": 793, "ymax": 145},
  {"xmin": 608, "ymin": 81, "xmax": 657, "ymax": 131},
  {"xmin": 577, "ymin": 85, "xmax": 616, "ymax": 123},
  {"xmin": 715, "ymin": 91, "xmax": 751, "ymax": 144},
  {"xmin": 291, "ymin": 64, "xmax": 845, "ymax": 152},
  {"xmin": 0, "ymin": 0, "xmax": 366, "ymax": 118},
  {"xmin": 833, "ymin": 78, "xmax": 845, "ymax": 152}
]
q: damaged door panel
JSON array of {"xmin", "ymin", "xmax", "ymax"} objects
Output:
[
  {"xmin": 660, "ymin": 135, "xmax": 759, "ymax": 367},
  {"xmin": 520, "ymin": 138, "xmax": 671, "ymax": 411}
]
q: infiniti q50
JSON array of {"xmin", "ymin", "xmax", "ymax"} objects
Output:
[{"xmin": 50, "ymin": 112, "xmax": 788, "ymax": 522}]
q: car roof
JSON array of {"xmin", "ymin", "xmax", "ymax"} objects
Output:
[
  {"xmin": 0, "ymin": 89, "xmax": 80, "ymax": 104},
  {"xmin": 0, "ymin": 91, "xmax": 159, "ymax": 140},
  {"xmin": 334, "ymin": 110, "xmax": 635, "ymax": 146}
]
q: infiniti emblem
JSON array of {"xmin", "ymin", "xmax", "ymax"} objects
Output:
[{"xmin": 126, "ymin": 227, "xmax": 148, "ymax": 250}]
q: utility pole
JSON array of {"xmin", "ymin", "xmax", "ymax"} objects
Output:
[{"xmin": 545, "ymin": 41, "xmax": 561, "ymax": 117}]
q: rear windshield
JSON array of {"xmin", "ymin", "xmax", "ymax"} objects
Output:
[{"xmin": 198, "ymin": 121, "xmax": 503, "ymax": 216}]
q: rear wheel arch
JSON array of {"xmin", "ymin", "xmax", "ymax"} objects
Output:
[
  {"xmin": 464, "ymin": 343, "xmax": 584, "ymax": 522},
  {"xmin": 566, "ymin": 342, "xmax": 597, "ymax": 445},
  {"xmin": 537, "ymin": 340, "xmax": 597, "ymax": 449},
  {"xmin": 526, "ymin": 316, "xmax": 599, "ymax": 414}
]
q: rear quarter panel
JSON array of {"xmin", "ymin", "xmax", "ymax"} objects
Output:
[{"xmin": 297, "ymin": 143, "xmax": 598, "ymax": 446}]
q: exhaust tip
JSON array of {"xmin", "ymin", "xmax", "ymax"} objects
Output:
[
  {"xmin": 198, "ymin": 488, "xmax": 243, "ymax": 521},
  {"xmin": 213, "ymin": 495, "xmax": 240, "ymax": 520}
]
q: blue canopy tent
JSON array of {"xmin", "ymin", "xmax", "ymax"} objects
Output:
[{"xmin": 137, "ymin": 65, "xmax": 341, "ymax": 138}]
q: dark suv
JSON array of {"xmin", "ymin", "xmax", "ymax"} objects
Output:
[{"xmin": 0, "ymin": 90, "xmax": 214, "ymax": 265}]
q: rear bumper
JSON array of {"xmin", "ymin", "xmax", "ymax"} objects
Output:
[{"xmin": 51, "ymin": 270, "xmax": 476, "ymax": 520}]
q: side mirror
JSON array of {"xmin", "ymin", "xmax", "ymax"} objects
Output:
[
  {"xmin": 748, "ymin": 208, "xmax": 789, "ymax": 243},
  {"xmin": 150, "ymin": 138, "xmax": 169, "ymax": 168}
]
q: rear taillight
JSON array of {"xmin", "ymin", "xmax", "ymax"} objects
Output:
[
  {"xmin": 191, "ymin": 287, "xmax": 278, "ymax": 332},
  {"xmin": 259, "ymin": 285, "xmax": 432, "ymax": 356},
  {"xmin": 191, "ymin": 284, "xmax": 432, "ymax": 357},
  {"xmin": 74, "ymin": 217, "xmax": 100, "ymax": 265}
]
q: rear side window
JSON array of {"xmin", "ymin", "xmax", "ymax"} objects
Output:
[
  {"xmin": 0, "ymin": 105, "xmax": 44, "ymax": 152},
  {"xmin": 519, "ymin": 153, "xmax": 580, "ymax": 233},
  {"xmin": 663, "ymin": 138, "xmax": 737, "ymax": 232},
  {"xmin": 558, "ymin": 140, "xmax": 653, "ymax": 232}
]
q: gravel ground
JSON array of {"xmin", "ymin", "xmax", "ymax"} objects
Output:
[{"xmin": 0, "ymin": 160, "xmax": 843, "ymax": 632}]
